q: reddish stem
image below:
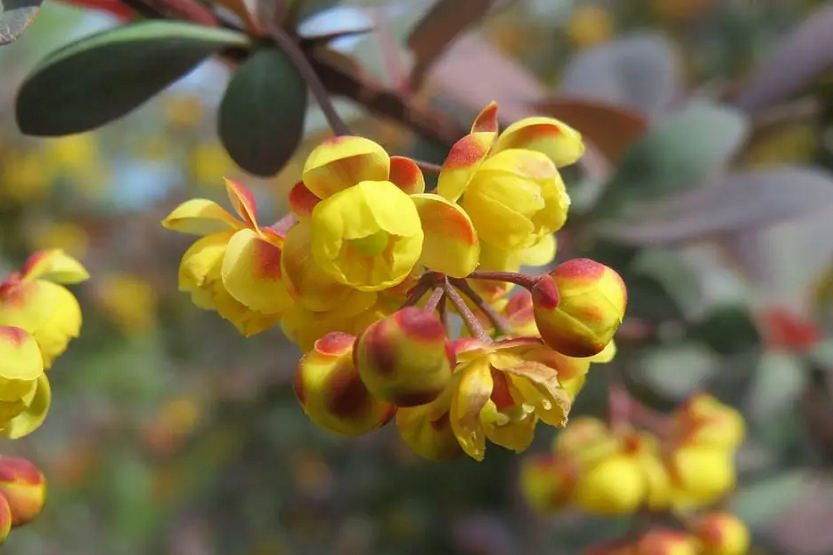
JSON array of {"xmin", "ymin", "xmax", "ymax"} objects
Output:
[
  {"xmin": 467, "ymin": 270, "xmax": 542, "ymax": 290},
  {"xmin": 441, "ymin": 279, "xmax": 491, "ymax": 343},
  {"xmin": 269, "ymin": 213, "xmax": 298, "ymax": 236},
  {"xmin": 413, "ymin": 160, "xmax": 442, "ymax": 175},
  {"xmin": 451, "ymin": 278, "xmax": 513, "ymax": 336},
  {"xmin": 423, "ymin": 286, "xmax": 445, "ymax": 313}
]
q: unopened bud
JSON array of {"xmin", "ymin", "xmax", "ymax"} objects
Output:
[
  {"xmin": 635, "ymin": 530, "xmax": 700, "ymax": 555},
  {"xmin": 573, "ymin": 453, "xmax": 645, "ymax": 515},
  {"xmin": 520, "ymin": 453, "xmax": 577, "ymax": 513},
  {"xmin": 694, "ymin": 512, "xmax": 750, "ymax": 555},
  {"xmin": 293, "ymin": 332, "xmax": 394, "ymax": 436},
  {"xmin": 354, "ymin": 307, "xmax": 454, "ymax": 407},
  {"xmin": 0, "ymin": 456, "xmax": 46, "ymax": 527},
  {"xmin": 532, "ymin": 259, "xmax": 627, "ymax": 357}
]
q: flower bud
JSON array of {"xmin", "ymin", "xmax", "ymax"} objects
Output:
[
  {"xmin": 573, "ymin": 453, "xmax": 645, "ymax": 515},
  {"xmin": 0, "ymin": 494, "xmax": 11, "ymax": 544},
  {"xmin": 668, "ymin": 446, "xmax": 735, "ymax": 508},
  {"xmin": 532, "ymin": 259, "xmax": 627, "ymax": 357},
  {"xmin": 694, "ymin": 512, "xmax": 750, "ymax": 555},
  {"xmin": 293, "ymin": 332, "xmax": 394, "ymax": 436},
  {"xmin": 354, "ymin": 308, "xmax": 454, "ymax": 407},
  {"xmin": 519, "ymin": 453, "xmax": 576, "ymax": 513},
  {"xmin": 0, "ymin": 456, "xmax": 46, "ymax": 527},
  {"xmin": 671, "ymin": 394, "xmax": 745, "ymax": 450},
  {"xmin": 396, "ymin": 399, "xmax": 463, "ymax": 461},
  {"xmin": 635, "ymin": 530, "xmax": 700, "ymax": 555}
]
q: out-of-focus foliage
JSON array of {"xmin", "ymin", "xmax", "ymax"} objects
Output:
[{"xmin": 2, "ymin": 0, "xmax": 833, "ymax": 554}]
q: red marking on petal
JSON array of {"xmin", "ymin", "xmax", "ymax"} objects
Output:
[
  {"xmin": 226, "ymin": 179, "xmax": 258, "ymax": 227},
  {"xmin": 0, "ymin": 327, "xmax": 27, "ymax": 346},
  {"xmin": 429, "ymin": 411, "xmax": 451, "ymax": 431},
  {"xmin": 380, "ymin": 405, "xmax": 397, "ymax": 427},
  {"xmin": 501, "ymin": 124, "xmax": 561, "ymax": 151},
  {"xmin": 443, "ymin": 135, "xmax": 490, "ymax": 169},
  {"xmin": 289, "ymin": 181, "xmax": 321, "ymax": 218},
  {"xmin": 396, "ymin": 307, "xmax": 446, "ymax": 342},
  {"xmin": 20, "ymin": 251, "xmax": 49, "ymax": 278},
  {"xmin": 315, "ymin": 332, "xmax": 356, "ymax": 356},
  {"xmin": 532, "ymin": 275, "xmax": 559, "ymax": 310},
  {"xmin": 362, "ymin": 327, "xmax": 397, "ymax": 377},
  {"xmin": 395, "ymin": 389, "xmax": 446, "ymax": 407},
  {"xmin": 388, "ymin": 156, "xmax": 424, "ymax": 194},
  {"xmin": 252, "ymin": 237, "xmax": 283, "ymax": 280},
  {"xmin": 490, "ymin": 369, "xmax": 513, "ymax": 410},
  {"xmin": 471, "ymin": 102, "xmax": 499, "ymax": 133},
  {"xmin": 326, "ymin": 360, "xmax": 373, "ymax": 419},
  {"xmin": 453, "ymin": 337, "xmax": 489, "ymax": 355},
  {"xmin": 445, "ymin": 340, "xmax": 457, "ymax": 368},
  {"xmin": 0, "ymin": 457, "xmax": 41, "ymax": 485},
  {"xmin": 552, "ymin": 258, "xmax": 606, "ymax": 282}
]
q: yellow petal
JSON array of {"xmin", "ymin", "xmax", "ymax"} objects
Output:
[
  {"xmin": 0, "ymin": 281, "xmax": 82, "ymax": 369},
  {"xmin": 589, "ymin": 341, "xmax": 617, "ymax": 363},
  {"xmin": 302, "ymin": 136, "xmax": 390, "ymax": 199},
  {"xmin": 162, "ymin": 199, "xmax": 241, "ymax": 236},
  {"xmin": 436, "ymin": 132, "xmax": 496, "ymax": 202},
  {"xmin": 411, "ymin": 193, "xmax": 479, "ymax": 278},
  {"xmin": 310, "ymin": 180, "xmax": 424, "ymax": 291},
  {"xmin": 288, "ymin": 181, "xmax": 321, "ymax": 221},
  {"xmin": 221, "ymin": 228, "xmax": 292, "ymax": 314},
  {"xmin": 212, "ymin": 284, "xmax": 281, "ymax": 337},
  {"xmin": 224, "ymin": 178, "xmax": 258, "ymax": 228},
  {"xmin": 0, "ymin": 327, "xmax": 43, "ymax": 386},
  {"xmin": 1, "ymin": 374, "xmax": 51, "ymax": 439},
  {"xmin": 281, "ymin": 221, "xmax": 376, "ymax": 313},
  {"xmin": 450, "ymin": 358, "xmax": 493, "ymax": 460},
  {"xmin": 388, "ymin": 156, "xmax": 425, "ymax": 195},
  {"xmin": 471, "ymin": 102, "xmax": 499, "ymax": 133},
  {"xmin": 518, "ymin": 234, "xmax": 557, "ymax": 267},
  {"xmin": 20, "ymin": 250, "xmax": 89, "ymax": 284},
  {"xmin": 494, "ymin": 116, "xmax": 585, "ymax": 167}
]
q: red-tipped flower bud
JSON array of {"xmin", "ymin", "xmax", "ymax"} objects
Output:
[
  {"xmin": 532, "ymin": 259, "xmax": 626, "ymax": 357},
  {"xmin": 635, "ymin": 530, "xmax": 700, "ymax": 555},
  {"xmin": 519, "ymin": 453, "xmax": 577, "ymax": 513},
  {"xmin": 396, "ymin": 401, "xmax": 463, "ymax": 461},
  {"xmin": 354, "ymin": 307, "xmax": 454, "ymax": 407},
  {"xmin": 0, "ymin": 456, "xmax": 46, "ymax": 527},
  {"xmin": 0, "ymin": 494, "xmax": 10, "ymax": 545},
  {"xmin": 293, "ymin": 332, "xmax": 394, "ymax": 436},
  {"xmin": 694, "ymin": 512, "xmax": 750, "ymax": 555}
]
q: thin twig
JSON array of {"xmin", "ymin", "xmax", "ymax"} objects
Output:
[
  {"xmin": 438, "ymin": 294, "xmax": 448, "ymax": 331},
  {"xmin": 467, "ymin": 270, "xmax": 541, "ymax": 290},
  {"xmin": 441, "ymin": 279, "xmax": 491, "ymax": 343},
  {"xmin": 414, "ymin": 159, "xmax": 443, "ymax": 175},
  {"xmin": 423, "ymin": 286, "xmax": 445, "ymax": 313},
  {"xmin": 270, "ymin": 27, "xmax": 351, "ymax": 136},
  {"xmin": 450, "ymin": 278, "xmax": 513, "ymax": 336}
]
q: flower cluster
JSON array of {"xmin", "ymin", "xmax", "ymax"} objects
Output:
[
  {"xmin": 164, "ymin": 102, "xmax": 628, "ymax": 461},
  {"xmin": 521, "ymin": 394, "xmax": 748, "ymax": 555},
  {"xmin": 0, "ymin": 249, "xmax": 86, "ymax": 544}
]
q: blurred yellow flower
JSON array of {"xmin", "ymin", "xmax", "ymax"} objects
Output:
[
  {"xmin": 568, "ymin": 5, "xmax": 614, "ymax": 47},
  {"xmin": 164, "ymin": 94, "xmax": 205, "ymax": 128},
  {"xmin": 188, "ymin": 142, "xmax": 237, "ymax": 186},
  {"xmin": 30, "ymin": 222, "xmax": 91, "ymax": 259},
  {"xmin": 94, "ymin": 272, "xmax": 158, "ymax": 335}
]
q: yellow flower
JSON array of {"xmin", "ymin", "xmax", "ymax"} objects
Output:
[
  {"xmin": 297, "ymin": 136, "xmax": 480, "ymax": 279},
  {"xmin": 29, "ymin": 221, "xmax": 91, "ymax": 259},
  {"xmin": 310, "ymin": 180, "xmax": 424, "ymax": 291},
  {"xmin": 163, "ymin": 179, "xmax": 292, "ymax": 336},
  {"xmin": 0, "ymin": 327, "xmax": 51, "ymax": 439},
  {"xmin": 435, "ymin": 102, "xmax": 583, "ymax": 260},
  {"xmin": 0, "ymin": 250, "xmax": 89, "ymax": 368},
  {"xmin": 449, "ymin": 337, "xmax": 580, "ymax": 460},
  {"xmin": 94, "ymin": 273, "xmax": 158, "ymax": 335},
  {"xmin": 635, "ymin": 530, "xmax": 700, "ymax": 555},
  {"xmin": 567, "ymin": 5, "xmax": 614, "ymax": 47},
  {"xmin": 0, "ymin": 455, "xmax": 48, "ymax": 527}
]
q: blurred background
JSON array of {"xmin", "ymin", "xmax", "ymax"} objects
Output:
[{"xmin": 3, "ymin": 0, "xmax": 833, "ymax": 553}]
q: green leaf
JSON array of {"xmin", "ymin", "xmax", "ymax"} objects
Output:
[
  {"xmin": 688, "ymin": 305, "xmax": 761, "ymax": 356},
  {"xmin": 218, "ymin": 47, "xmax": 308, "ymax": 177},
  {"xmin": 16, "ymin": 21, "xmax": 249, "ymax": 136},
  {"xmin": 729, "ymin": 469, "xmax": 812, "ymax": 531},
  {"xmin": 0, "ymin": 0, "xmax": 43, "ymax": 46},
  {"xmin": 592, "ymin": 100, "xmax": 749, "ymax": 217}
]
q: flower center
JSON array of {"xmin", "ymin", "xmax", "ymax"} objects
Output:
[{"xmin": 350, "ymin": 231, "xmax": 389, "ymax": 256}]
